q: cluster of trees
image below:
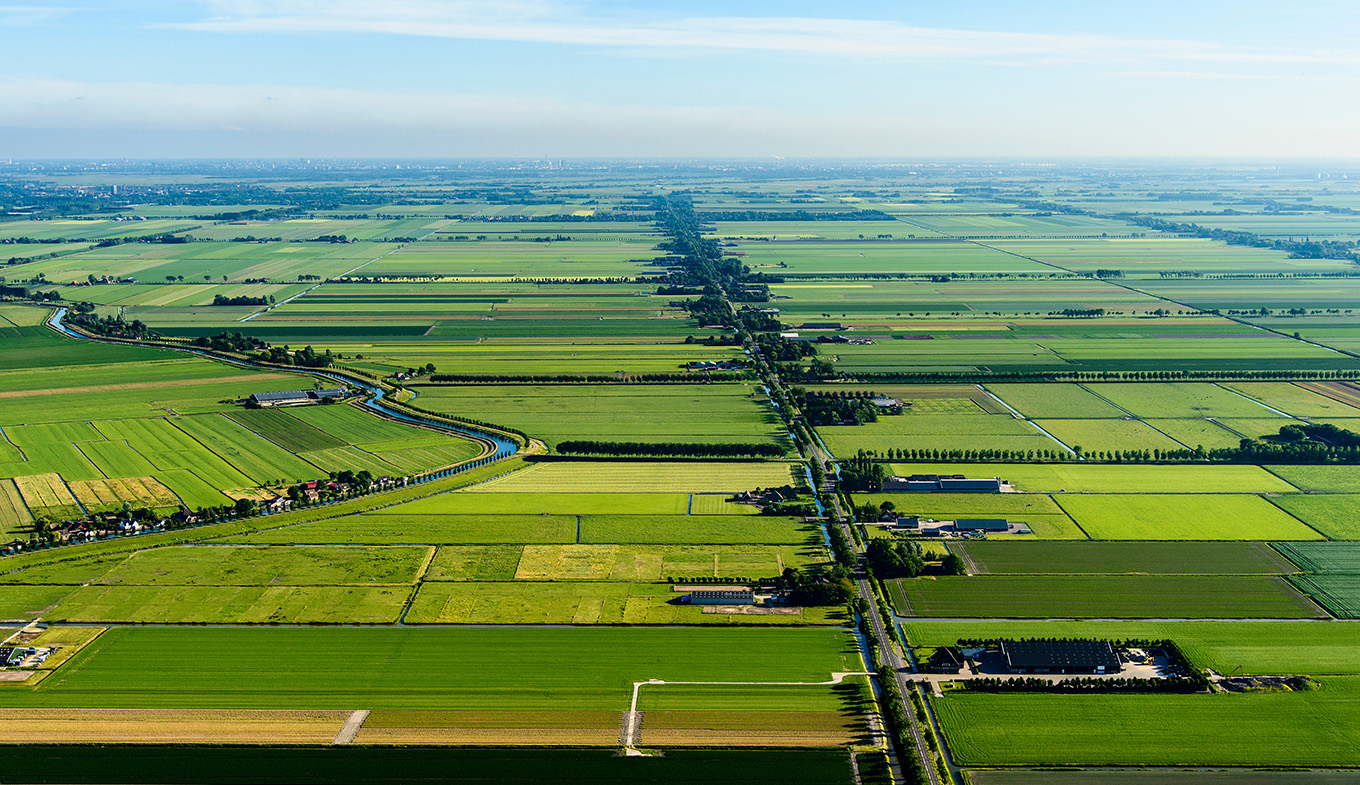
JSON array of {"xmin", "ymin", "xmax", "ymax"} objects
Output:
[
  {"xmin": 865, "ymin": 538, "xmax": 965, "ymax": 578},
  {"xmin": 255, "ymin": 345, "xmax": 335, "ymax": 368},
  {"xmin": 211, "ymin": 294, "xmax": 271, "ymax": 306},
  {"xmin": 1279, "ymin": 422, "xmax": 1360, "ymax": 448},
  {"xmin": 192, "ymin": 331, "xmax": 266, "ymax": 353},
  {"xmin": 66, "ymin": 310, "xmax": 152, "ymax": 339},
  {"xmin": 93, "ymin": 233, "xmax": 190, "ymax": 248},
  {"xmin": 839, "ymin": 455, "xmax": 887, "ymax": 491},
  {"xmin": 555, "ymin": 440, "xmax": 786, "ymax": 458},
  {"xmin": 795, "ymin": 389, "xmax": 899, "ymax": 425},
  {"xmin": 1127, "ymin": 216, "xmax": 1360, "ymax": 262},
  {"xmin": 774, "ymin": 565, "xmax": 854, "ymax": 606},
  {"xmin": 1058, "ymin": 308, "xmax": 1107, "ymax": 318},
  {"xmin": 756, "ymin": 333, "xmax": 818, "ymax": 362}
]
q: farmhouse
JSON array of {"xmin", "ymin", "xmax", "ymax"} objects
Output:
[
  {"xmin": 1001, "ymin": 639, "xmax": 1121, "ymax": 675},
  {"xmin": 925, "ymin": 646, "xmax": 965, "ymax": 674},
  {"xmin": 882, "ymin": 474, "xmax": 1004, "ymax": 493},
  {"xmin": 683, "ymin": 589, "xmax": 755, "ymax": 606},
  {"xmin": 249, "ymin": 389, "xmax": 347, "ymax": 407}
]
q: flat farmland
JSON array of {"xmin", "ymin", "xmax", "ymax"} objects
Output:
[
  {"xmin": 901, "ymin": 619, "xmax": 1360, "ymax": 674},
  {"xmin": 989, "ymin": 237, "xmax": 1335, "ymax": 275},
  {"xmin": 48, "ymin": 585, "xmax": 413, "ymax": 623},
  {"xmin": 986, "ymin": 383, "xmax": 1126, "ymax": 418},
  {"xmin": 1265, "ymin": 465, "xmax": 1360, "ymax": 493},
  {"xmin": 0, "ymin": 747, "xmax": 856, "ymax": 785},
  {"xmin": 1145, "ymin": 418, "xmax": 1249, "ymax": 449},
  {"xmin": 887, "ymin": 574, "xmax": 1323, "ymax": 618},
  {"xmin": 365, "ymin": 241, "xmax": 662, "ymax": 279},
  {"xmin": 89, "ymin": 545, "xmax": 431, "ymax": 585},
  {"xmin": 337, "ymin": 341, "xmax": 741, "ymax": 377},
  {"xmin": 1223, "ymin": 381, "xmax": 1360, "ymax": 417},
  {"xmin": 1033, "ymin": 418, "xmax": 1186, "ymax": 453},
  {"xmin": 228, "ymin": 514, "xmax": 580, "ymax": 545},
  {"xmin": 820, "ymin": 413, "xmax": 1057, "ymax": 457},
  {"xmin": 895, "ymin": 212, "xmax": 1138, "ymax": 238},
  {"xmin": 466, "ymin": 461, "xmax": 800, "ymax": 494},
  {"xmin": 1268, "ymin": 492, "xmax": 1360, "ymax": 539},
  {"xmin": 1289, "ymin": 575, "xmax": 1360, "ymax": 619},
  {"xmin": 578, "ymin": 515, "xmax": 817, "ymax": 545},
  {"xmin": 1080, "ymin": 382, "xmax": 1284, "ymax": 418},
  {"xmin": 736, "ymin": 240, "xmax": 1051, "ymax": 275},
  {"xmin": 412, "ymin": 384, "xmax": 784, "ymax": 448},
  {"xmin": 1275, "ymin": 542, "xmax": 1360, "ymax": 573},
  {"xmin": 395, "ymin": 491, "xmax": 693, "ymax": 516},
  {"xmin": 1055, "ymin": 493, "xmax": 1322, "ymax": 540},
  {"xmin": 935, "ymin": 677, "xmax": 1360, "ymax": 766},
  {"xmin": 0, "ymin": 626, "xmax": 858, "ymax": 709},
  {"xmin": 853, "ymin": 492, "xmax": 1087, "ymax": 539},
  {"xmin": 506, "ymin": 544, "xmax": 816, "ymax": 581},
  {"xmin": 405, "ymin": 581, "xmax": 839, "ymax": 625},
  {"xmin": 952, "ymin": 541, "xmax": 1296, "ymax": 575},
  {"xmin": 889, "ymin": 463, "xmax": 1296, "ymax": 493},
  {"xmin": 0, "ymin": 585, "xmax": 77, "ymax": 621}
]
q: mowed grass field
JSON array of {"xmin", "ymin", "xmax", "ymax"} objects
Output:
[
  {"xmin": 934, "ymin": 677, "xmax": 1360, "ymax": 767},
  {"xmin": 1054, "ymin": 493, "xmax": 1322, "ymax": 540},
  {"xmin": 0, "ymin": 626, "xmax": 861, "ymax": 709},
  {"xmin": 1268, "ymin": 494, "xmax": 1360, "ymax": 539},
  {"xmin": 465, "ymin": 461, "xmax": 801, "ymax": 494},
  {"xmin": 887, "ymin": 575, "xmax": 1324, "ymax": 618},
  {"xmin": 890, "ymin": 463, "xmax": 1294, "ymax": 493},
  {"xmin": 424, "ymin": 544, "xmax": 816, "ymax": 581},
  {"xmin": 412, "ymin": 384, "xmax": 786, "ymax": 449},
  {"xmin": 404, "ymin": 581, "xmax": 841, "ymax": 625}
]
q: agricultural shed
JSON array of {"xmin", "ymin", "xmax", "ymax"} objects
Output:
[
  {"xmin": 1001, "ymin": 639, "xmax": 1120, "ymax": 674},
  {"xmin": 684, "ymin": 589, "xmax": 755, "ymax": 605}
]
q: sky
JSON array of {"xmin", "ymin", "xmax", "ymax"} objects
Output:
[{"xmin": 1, "ymin": 0, "xmax": 1358, "ymax": 158}]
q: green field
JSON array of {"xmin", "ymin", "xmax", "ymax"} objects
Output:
[
  {"xmin": 411, "ymin": 383, "xmax": 785, "ymax": 449},
  {"xmin": 902, "ymin": 619, "xmax": 1360, "ymax": 674},
  {"xmin": 1267, "ymin": 495, "xmax": 1360, "ymax": 539},
  {"xmin": 0, "ymin": 626, "xmax": 859, "ymax": 709},
  {"xmin": 1055, "ymin": 493, "xmax": 1323, "ymax": 540},
  {"xmin": 89, "ymin": 545, "xmax": 431, "ymax": 585},
  {"xmin": 1267, "ymin": 465, "xmax": 1360, "ymax": 493},
  {"xmin": 934, "ymin": 676, "xmax": 1360, "ymax": 766},
  {"xmin": 405, "ymin": 580, "xmax": 838, "ymax": 625},
  {"xmin": 888, "ymin": 574, "xmax": 1323, "ymax": 618},
  {"xmin": 890, "ymin": 463, "xmax": 1294, "ymax": 493},
  {"xmin": 952, "ymin": 541, "xmax": 1297, "ymax": 575},
  {"xmin": 467, "ymin": 461, "xmax": 801, "ymax": 494},
  {"xmin": 0, "ymin": 747, "xmax": 854, "ymax": 785},
  {"xmin": 226, "ymin": 514, "xmax": 581, "ymax": 545},
  {"xmin": 48, "ymin": 585, "xmax": 413, "ymax": 623}
]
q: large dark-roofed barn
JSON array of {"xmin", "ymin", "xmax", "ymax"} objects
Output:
[{"xmin": 1001, "ymin": 639, "xmax": 1120, "ymax": 675}]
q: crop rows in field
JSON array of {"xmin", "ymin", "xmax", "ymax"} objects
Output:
[
  {"xmin": 951, "ymin": 541, "xmax": 1297, "ymax": 575},
  {"xmin": 888, "ymin": 574, "xmax": 1324, "ymax": 619}
]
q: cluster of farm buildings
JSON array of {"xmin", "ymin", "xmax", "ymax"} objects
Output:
[
  {"xmin": 924, "ymin": 639, "xmax": 1130, "ymax": 676},
  {"xmin": 248, "ymin": 389, "xmax": 347, "ymax": 407}
]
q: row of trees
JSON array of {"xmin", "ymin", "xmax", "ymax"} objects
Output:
[
  {"xmin": 425, "ymin": 372, "xmax": 752, "ymax": 384},
  {"xmin": 554, "ymin": 440, "xmax": 786, "ymax": 458},
  {"xmin": 211, "ymin": 294, "xmax": 271, "ymax": 306}
]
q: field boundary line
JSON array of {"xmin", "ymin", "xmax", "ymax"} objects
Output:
[
  {"xmin": 1257, "ymin": 465, "xmax": 1305, "ymax": 493},
  {"xmin": 1071, "ymin": 382, "xmax": 1138, "ymax": 417},
  {"xmin": 1138, "ymin": 420, "xmax": 1194, "ymax": 451},
  {"xmin": 1047, "ymin": 494, "xmax": 1095, "ymax": 541},
  {"xmin": 1257, "ymin": 494, "xmax": 1333, "ymax": 541},
  {"xmin": 1212, "ymin": 383, "xmax": 1297, "ymax": 418}
]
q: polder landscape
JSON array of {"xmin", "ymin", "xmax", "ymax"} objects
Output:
[{"xmin": 4, "ymin": 158, "xmax": 1360, "ymax": 785}]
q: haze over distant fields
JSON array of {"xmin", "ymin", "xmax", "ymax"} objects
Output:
[{"xmin": 2, "ymin": 0, "xmax": 1358, "ymax": 158}]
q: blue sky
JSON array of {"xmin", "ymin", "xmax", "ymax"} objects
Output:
[{"xmin": 2, "ymin": 1, "xmax": 1358, "ymax": 158}]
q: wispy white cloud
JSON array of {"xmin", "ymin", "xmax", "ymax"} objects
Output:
[
  {"xmin": 165, "ymin": 0, "xmax": 1360, "ymax": 68},
  {"xmin": 0, "ymin": 4, "xmax": 80, "ymax": 25}
]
